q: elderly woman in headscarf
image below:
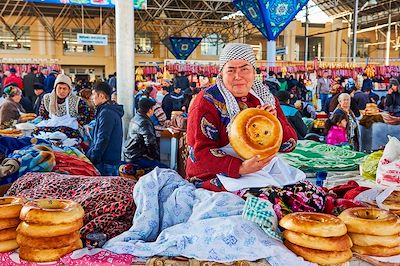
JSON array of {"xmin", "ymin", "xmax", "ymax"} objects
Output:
[
  {"xmin": 332, "ymin": 93, "xmax": 359, "ymax": 150},
  {"xmin": 0, "ymin": 84, "xmax": 25, "ymax": 128},
  {"xmin": 38, "ymin": 74, "xmax": 94, "ymax": 128},
  {"xmin": 186, "ymin": 43, "xmax": 297, "ymax": 192}
]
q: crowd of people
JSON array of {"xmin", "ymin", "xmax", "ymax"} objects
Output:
[{"xmin": 0, "ymin": 48, "xmax": 399, "ymax": 177}]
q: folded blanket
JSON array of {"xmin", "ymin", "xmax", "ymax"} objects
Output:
[
  {"xmin": 279, "ymin": 140, "xmax": 366, "ymax": 172},
  {"xmin": 6, "ymin": 172, "xmax": 136, "ymax": 239},
  {"xmin": 103, "ymin": 168, "xmax": 313, "ymax": 266},
  {"xmin": 10, "ymin": 145, "xmax": 56, "ymax": 175},
  {"xmin": 53, "ymin": 152, "xmax": 100, "ymax": 176}
]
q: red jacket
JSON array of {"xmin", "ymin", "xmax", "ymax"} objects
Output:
[
  {"xmin": 186, "ymin": 85, "xmax": 297, "ymax": 191},
  {"xmin": 4, "ymin": 74, "xmax": 23, "ymax": 90}
]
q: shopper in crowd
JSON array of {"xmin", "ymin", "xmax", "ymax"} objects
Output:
[
  {"xmin": 111, "ymin": 92, "xmax": 117, "ymax": 103},
  {"xmin": 38, "ymin": 68, "xmax": 47, "ymax": 85},
  {"xmin": 33, "ymin": 83, "xmax": 45, "ymax": 115},
  {"xmin": 44, "ymin": 70, "xmax": 58, "ymax": 93},
  {"xmin": 385, "ymin": 79, "xmax": 400, "ymax": 117},
  {"xmin": 183, "ymin": 82, "xmax": 200, "ymax": 112},
  {"xmin": 266, "ymin": 71, "xmax": 280, "ymax": 86},
  {"xmin": 186, "ymin": 43, "xmax": 297, "ymax": 192},
  {"xmin": 323, "ymin": 83, "xmax": 341, "ymax": 114},
  {"xmin": 316, "ymin": 71, "xmax": 331, "ymax": 111},
  {"xmin": 378, "ymin": 96, "xmax": 386, "ymax": 110},
  {"xmin": 134, "ymin": 86, "xmax": 153, "ymax": 110},
  {"xmin": 3, "ymin": 68, "xmax": 23, "ymax": 90},
  {"xmin": 332, "ymin": 93, "xmax": 359, "ymax": 150},
  {"xmin": 123, "ymin": 97, "xmax": 167, "ymax": 169},
  {"xmin": 108, "ymin": 72, "xmax": 117, "ymax": 90},
  {"xmin": 352, "ymin": 87, "xmax": 369, "ymax": 111},
  {"xmin": 0, "ymin": 70, "xmax": 4, "ymax": 93},
  {"xmin": 162, "ymin": 86, "xmax": 184, "ymax": 119},
  {"xmin": 277, "ymin": 72, "xmax": 288, "ymax": 91},
  {"xmin": 22, "ymin": 67, "xmax": 39, "ymax": 104},
  {"xmin": 87, "ymin": 82, "xmax": 123, "ymax": 176},
  {"xmin": 364, "ymin": 87, "xmax": 379, "ymax": 103},
  {"xmin": 276, "ymin": 91, "xmax": 308, "ymax": 140},
  {"xmin": 361, "ymin": 73, "xmax": 373, "ymax": 92},
  {"xmin": 325, "ymin": 110, "xmax": 348, "ymax": 146},
  {"xmin": 294, "ymin": 100, "xmax": 317, "ymax": 119},
  {"xmin": 344, "ymin": 78, "xmax": 356, "ymax": 94},
  {"xmin": 0, "ymin": 84, "xmax": 25, "ymax": 128},
  {"xmin": 141, "ymin": 87, "xmax": 171, "ymax": 133},
  {"xmin": 78, "ymin": 88, "xmax": 95, "ymax": 109},
  {"xmin": 174, "ymin": 71, "xmax": 190, "ymax": 91},
  {"xmin": 39, "ymin": 74, "xmax": 94, "ymax": 127}
]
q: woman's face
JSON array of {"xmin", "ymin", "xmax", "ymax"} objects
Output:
[
  {"xmin": 11, "ymin": 93, "xmax": 22, "ymax": 103},
  {"xmin": 339, "ymin": 119, "xmax": 347, "ymax": 128},
  {"xmin": 221, "ymin": 59, "xmax": 255, "ymax": 97},
  {"xmin": 339, "ymin": 96, "xmax": 351, "ymax": 110},
  {"xmin": 56, "ymin": 83, "xmax": 70, "ymax": 99}
]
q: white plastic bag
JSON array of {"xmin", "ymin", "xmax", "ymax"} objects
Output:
[{"xmin": 376, "ymin": 136, "xmax": 400, "ymax": 187}]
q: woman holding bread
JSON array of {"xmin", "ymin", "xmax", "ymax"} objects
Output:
[
  {"xmin": 186, "ymin": 43, "xmax": 297, "ymax": 191},
  {"xmin": 0, "ymin": 84, "xmax": 25, "ymax": 128}
]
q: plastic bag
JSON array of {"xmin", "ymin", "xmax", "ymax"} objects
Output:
[
  {"xmin": 376, "ymin": 136, "xmax": 400, "ymax": 186},
  {"xmin": 361, "ymin": 150, "xmax": 383, "ymax": 181}
]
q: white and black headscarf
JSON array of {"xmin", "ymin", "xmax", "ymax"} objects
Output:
[{"xmin": 217, "ymin": 43, "xmax": 276, "ymax": 120}]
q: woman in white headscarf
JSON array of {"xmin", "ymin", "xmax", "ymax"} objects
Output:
[
  {"xmin": 185, "ymin": 43, "xmax": 298, "ymax": 192},
  {"xmin": 38, "ymin": 74, "xmax": 94, "ymax": 128}
]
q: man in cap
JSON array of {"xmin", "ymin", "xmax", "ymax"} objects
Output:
[
  {"xmin": 87, "ymin": 82, "xmax": 124, "ymax": 176},
  {"xmin": 33, "ymin": 82, "xmax": 45, "ymax": 115},
  {"xmin": 186, "ymin": 43, "xmax": 297, "ymax": 192},
  {"xmin": 385, "ymin": 79, "xmax": 400, "ymax": 117},
  {"xmin": 123, "ymin": 97, "xmax": 167, "ymax": 170},
  {"xmin": 44, "ymin": 70, "xmax": 58, "ymax": 93}
]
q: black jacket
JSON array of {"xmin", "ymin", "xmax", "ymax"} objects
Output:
[
  {"xmin": 123, "ymin": 112, "xmax": 159, "ymax": 162},
  {"xmin": 87, "ymin": 102, "xmax": 124, "ymax": 165},
  {"xmin": 33, "ymin": 93, "xmax": 44, "ymax": 115},
  {"xmin": 279, "ymin": 102, "xmax": 308, "ymax": 140},
  {"xmin": 385, "ymin": 91, "xmax": 400, "ymax": 116},
  {"xmin": 23, "ymin": 72, "xmax": 39, "ymax": 98}
]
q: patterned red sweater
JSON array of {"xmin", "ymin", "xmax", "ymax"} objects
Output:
[{"xmin": 186, "ymin": 85, "xmax": 298, "ymax": 191}]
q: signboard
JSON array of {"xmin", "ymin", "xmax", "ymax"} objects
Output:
[
  {"xmin": 25, "ymin": 0, "xmax": 147, "ymax": 10},
  {"xmin": 77, "ymin": 34, "xmax": 108, "ymax": 45},
  {"xmin": 276, "ymin": 47, "xmax": 288, "ymax": 55}
]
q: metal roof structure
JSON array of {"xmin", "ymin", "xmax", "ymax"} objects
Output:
[{"xmin": 0, "ymin": 0, "xmax": 399, "ymax": 42}]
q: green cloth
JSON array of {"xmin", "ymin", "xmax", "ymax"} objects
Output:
[
  {"xmin": 279, "ymin": 140, "xmax": 367, "ymax": 172},
  {"xmin": 242, "ymin": 196, "xmax": 282, "ymax": 241}
]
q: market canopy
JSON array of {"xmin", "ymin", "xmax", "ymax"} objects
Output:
[
  {"xmin": 232, "ymin": 0, "xmax": 309, "ymax": 41},
  {"xmin": 162, "ymin": 37, "xmax": 202, "ymax": 61}
]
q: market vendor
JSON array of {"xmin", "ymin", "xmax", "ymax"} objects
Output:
[
  {"xmin": 38, "ymin": 74, "xmax": 94, "ymax": 129},
  {"xmin": 186, "ymin": 43, "xmax": 297, "ymax": 192},
  {"xmin": 385, "ymin": 79, "xmax": 400, "ymax": 117},
  {"xmin": 331, "ymin": 93, "xmax": 359, "ymax": 150},
  {"xmin": 0, "ymin": 84, "xmax": 25, "ymax": 128}
]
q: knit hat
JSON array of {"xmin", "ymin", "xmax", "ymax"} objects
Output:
[
  {"xmin": 4, "ymin": 84, "xmax": 22, "ymax": 97},
  {"xmin": 9, "ymin": 68, "xmax": 16, "ymax": 74},
  {"xmin": 219, "ymin": 43, "xmax": 256, "ymax": 72},
  {"xmin": 138, "ymin": 97, "xmax": 156, "ymax": 113},
  {"xmin": 33, "ymin": 82, "xmax": 44, "ymax": 90},
  {"xmin": 93, "ymin": 82, "xmax": 112, "ymax": 98},
  {"xmin": 53, "ymin": 74, "xmax": 72, "ymax": 89}
]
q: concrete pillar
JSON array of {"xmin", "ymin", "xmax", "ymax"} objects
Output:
[
  {"xmin": 115, "ymin": 0, "xmax": 134, "ymax": 138},
  {"xmin": 385, "ymin": 12, "xmax": 392, "ymax": 66},
  {"xmin": 267, "ymin": 40, "xmax": 276, "ymax": 68}
]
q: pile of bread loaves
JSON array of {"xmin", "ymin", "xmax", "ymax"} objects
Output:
[
  {"xmin": 281, "ymin": 207, "xmax": 400, "ymax": 264},
  {"xmin": 0, "ymin": 197, "xmax": 84, "ymax": 263}
]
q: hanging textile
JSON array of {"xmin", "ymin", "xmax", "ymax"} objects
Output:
[{"xmin": 162, "ymin": 37, "xmax": 202, "ymax": 60}]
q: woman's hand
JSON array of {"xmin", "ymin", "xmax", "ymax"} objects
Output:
[
  {"xmin": 238, "ymin": 155, "xmax": 274, "ymax": 175},
  {"xmin": 257, "ymin": 104, "xmax": 277, "ymax": 116}
]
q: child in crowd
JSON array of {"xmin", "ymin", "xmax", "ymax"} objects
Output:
[{"xmin": 325, "ymin": 111, "xmax": 348, "ymax": 146}]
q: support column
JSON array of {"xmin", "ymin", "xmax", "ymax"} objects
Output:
[
  {"xmin": 267, "ymin": 40, "xmax": 276, "ymax": 68},
  {"xmin": 304, "ymin": 3, "xmax": 309, "ymax": 65},
  {"xmin": 115, "ymin": 0, "xmax": 134, "ymax": 138},
  {"xmin": 352, "ymin": 0, "xmax": 359, "ymax": 63},
  {"xmin": 385, "ymin": 3, "xmax": 392, "ymax": 66}
]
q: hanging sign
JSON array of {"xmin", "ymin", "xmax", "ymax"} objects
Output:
[
  {"xmin": 77, "ymin": 34, "xmax": 108, "ymax": 45},
  {"xmin": 25, "ymin": 0, "xmax": 147, "ymax": 10},
  {"xmin": 276, "ymin": 47, "xmax": 288, "ymax": 55}
]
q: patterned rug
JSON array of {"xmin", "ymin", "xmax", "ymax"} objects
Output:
[{"xmin": 279, "ymin": 140, "xmax": 367, "ymax": 172}]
